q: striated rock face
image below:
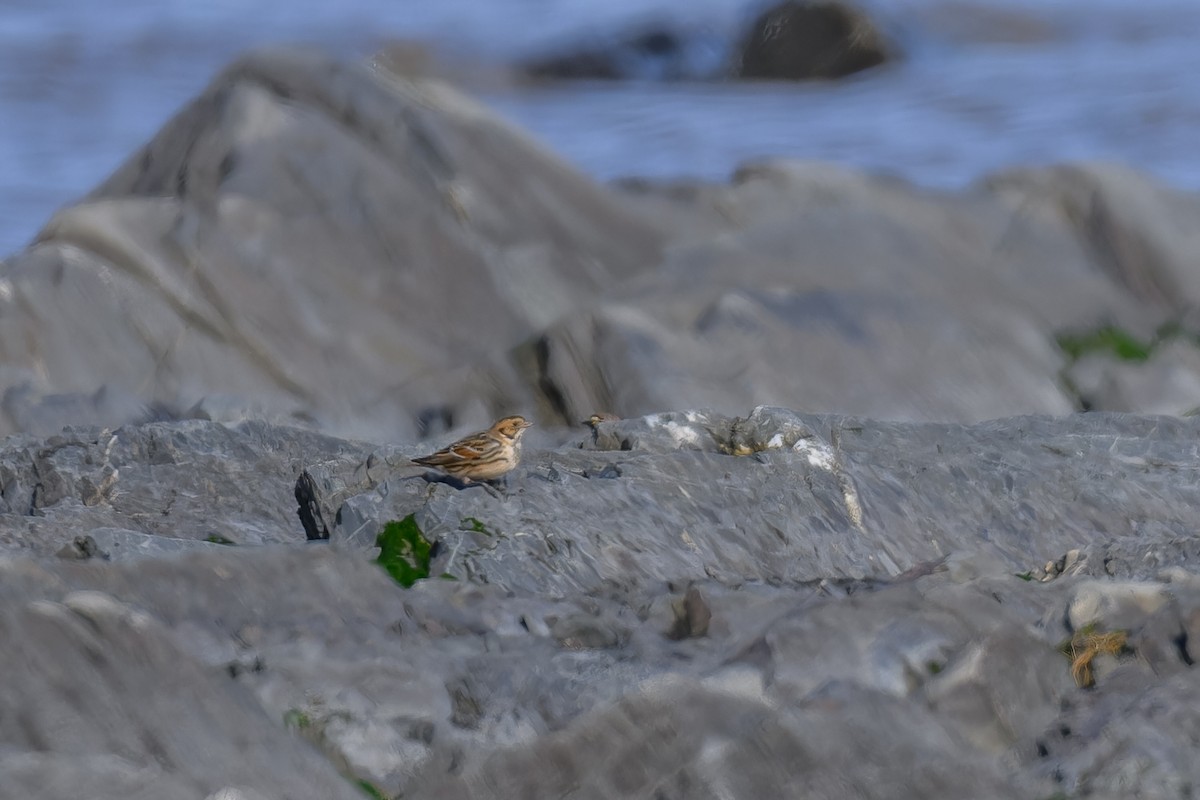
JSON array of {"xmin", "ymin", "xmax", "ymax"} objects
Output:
[
  {"xmin": 734, "ymin": 0, "xmax": 895, "ymax": 80},
  {"xmin": 2, "ymin": 411, "xmax": 1200, "ymax": 798}
]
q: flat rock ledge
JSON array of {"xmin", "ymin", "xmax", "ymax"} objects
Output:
[{"xmin": 1, "ymin": 408, "xmax": 1199, "ymax": 799}]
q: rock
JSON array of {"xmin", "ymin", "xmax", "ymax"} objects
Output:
[
  {"xmin": 0, "ymin": 414, "xmax": 1199, "ymax": 797},
  {"xmin": 1065, "ymin": 338, "xmax": 1200, "ymax": 415},
  {"xmin": 205, "ymin": 789, "xmax": 274, "ymax": 800},
  {"xmin": 1067, "ymin": 580, "xmax": 1170, "ymax": 631},
  {"xmin": 922, "ymin": 626, "xmax": 1075, "ymax": 756},
  {"xmin": 985, "ymin": 162, "xmax": 1200, "ymax": 312},
  {"xmin": 519, "ymin": 25, "xmax": 698, "ymax": 82},
  {"xmin": 0, "ymin": 590, "xmax": 363, "ymax": 800},
  {"xmin": 0, "ymin": 47, "xmax": 662, "ymax": 440},
  {"xmin": 734, "ymin": 1, "xmax": 895, "ymax": 81},
  {"xmin": 0, "ymin": 419, "xmax": 356, "ymax": 557},
  {"xmin": 1127, "ymin": 598, "xmax": 1193, "ymax": 677},
  {"xmin": 538, "ymin": 161, "xmax": 1165, "ymax": 425},
  {"xmin": 1034, "ymin": 669, "xmax": 1200, "ymax": 798},
  {"xmin": 297, "ymin": 409, "xmax": 1200, "ymax": 605},
  {"xmin": 667, "ymin": 585, "xmax": 711, "ymax": 640},
  {"xmin": 426, "ymin": 680, "xmax": 1030, "ymax": 799}
]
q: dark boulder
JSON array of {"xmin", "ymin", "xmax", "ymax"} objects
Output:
[{"xmin": 734, "ymin": 0, "xmax": 895, "ymax": 81}]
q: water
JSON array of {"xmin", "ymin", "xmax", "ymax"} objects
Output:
[{"xmin": 2, "ymin": 0, "xmax": 1200, "ymax": 257}]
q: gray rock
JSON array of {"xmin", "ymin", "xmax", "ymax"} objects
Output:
[
  {"xmin": 985, "ymin": 162, "xmax": 1200, "ymax": 312},
  {"xmin": 427, "ymin": 680, "xmax": 1029, "ymax": 800},
  {"xmin": 0, "ymin": 414, "xmax": 1199, "ymax": 797},
  {"xmin": 1067, "ymin": 579, "xmax": 1170, "ymax": 631},
  {"xmin": 734, "ymin": 0, "xmax": 895, "ymax": 80},
  {"xmin": 518, "ymin": 25, "xmax": 696, "ymax": 81},
  {"xmin": 534, "ymin": 160, "xmax": 1169, "ymax": 425},
  {"xmin": 0, "ymin": 589, "xmax": 363, "ymax": 800},
  {"xmin": 1035, "ymin": 669, "xmax": 1200, "ymax": 797},
  {"xmin": 307, "ymin": 409, "xmax": 1200, "ymax": 595},
  {"xmin": 0, "ymin": 47, "xmax": 661, "ymax": 440},
  {"xmin": 1127, "ymin": 597, "xmax": 1194, "ymax": 678},
  {"xmin": 0, "ymin": 419, "xmax": 355, "ymax": 557},
  {"xmin": 1065, "ymin": 338, "xmax": 1200, "ymax": 415}
]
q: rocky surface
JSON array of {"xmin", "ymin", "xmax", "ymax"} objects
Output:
[{"xmin": 1, "ymin": 411, "xmax": 1200, "ymax": 799}]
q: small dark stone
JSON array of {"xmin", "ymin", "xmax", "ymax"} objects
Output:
[
  {"xmin": 583, "ymin": 463, "xmax": 622, "ymax": 479},
  {"xmin": 666, "ymin": 586, "xmax": 712, "ymax": 640},
  {"xmin": 54, "ymin": 535, "xmax": 109, "ymax": 561}
]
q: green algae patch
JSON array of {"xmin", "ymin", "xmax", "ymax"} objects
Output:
[
  {"xmin": 355, "ymin": 779, "xmax": 390, "ymax": 799},
  {"xmin": 1056, "ymin": 326, "xmax": 1153, "ymax": 362},
  {"xmin": 375, "ymin": 514, "xmax": 433, "ymax": 588}
]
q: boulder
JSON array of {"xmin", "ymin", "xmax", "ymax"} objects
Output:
[
  {"xmin": 518, "ymin": 25, "xmax": 700, "ymax": 82},
  {"xmin": 533, "ymin": 161, "xmax": 1166, "ymax": 424},
  {"xmin": 0, "ymin": 48, "xmax": 662, "ymax": 440},
  {"xmin": 984, "ymin": 163, "xmax": 1200, "ymax": 312},
  {"xmin": 0, "ymin": 588, "xmax": 363, "ymax": 800},
  {"xmin": 734, "ymin": 0, "xmax": 895, "ymax": 80}
]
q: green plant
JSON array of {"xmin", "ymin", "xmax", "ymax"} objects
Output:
[
  {"xmin": 460, "ymin": 516, "xmax": 494, "ymax": 535},
  {"xmin": 1056, "ymin": 326, "xmax": 1153, "ymax": 362},
  {"xmin": 375, "ymin": 515, "xmax": 433, "ymax": 587},
  {"xmin": 355, "ymin": 780, "xmax": 390, "ymax": 799},
  {"xmin": 282, "ymin": 709, "xmax": 312, "ymax": 730},
  {"xmin": 204, "ymin": 533, "xmax": 237, "ymax": 545}
]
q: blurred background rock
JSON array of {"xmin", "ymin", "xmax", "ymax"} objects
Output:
[{"xmin": 4, "ymin": 0, "xmax": 1200, "ymax": 438}]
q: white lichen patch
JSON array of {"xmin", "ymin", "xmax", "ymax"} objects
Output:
[
  {"xmin": 663, "ymin": 420, "xmax": 703, "ymax": 447},
  {"xmin": 793, "ymin": 437, "xmax": 836, "ymax": 470},
  {"xmin": 680, "ymin": 530, "xmax": 699, "ymax": 552},
  {"xmin": 765, "ymin": 432, "xmax": 786, "ymax": 450},
  {"xmin": 842, "ymin": 483, "xmax": 865, "ymax": 531},
  {"xmin": 792, "ymin": 438, "xmax": 866, "ymax": 532}
]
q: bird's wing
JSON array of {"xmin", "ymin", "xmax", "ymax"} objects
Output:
[
  {"xmin": 447, "ymin": 435, "xmax": 499, "ymax": 460},
  {"xmin": 413, "ymin": 434, "xmax": 499, "ymax": 467}
]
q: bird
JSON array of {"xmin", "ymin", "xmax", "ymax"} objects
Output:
[
  {"xmin": 411, "ymin": 415, "xmax": 533, "ymax": 489},
  {"xmin": 582, "ymin": 412, "xmax": 620, "ymax": 429},
  {"xmin": 581, "ymin": 412, "xmax": 620, "ymax": 447}
]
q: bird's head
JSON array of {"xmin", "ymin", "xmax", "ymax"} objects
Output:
[{"xmin": 492, "ymin": 415, "xmax": 534, "ymax": 441}]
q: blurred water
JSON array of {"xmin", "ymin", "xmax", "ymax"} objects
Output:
[{"xmin": 2, "ymin": 0, "xmax": 1200, "ymax": 256}]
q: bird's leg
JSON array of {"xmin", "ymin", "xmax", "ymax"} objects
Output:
[{"xmin": 481, "ymin": 479, "xmax": 504, "ymax": 500}]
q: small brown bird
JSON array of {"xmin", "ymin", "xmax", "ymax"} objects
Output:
[
  {"xmin": 412, "ymin": 415, "xmax": 533, "ymax": 487},
  {"xmin": 582, "ymin": 412, "xmax": 620, "ymax": 429},
  {"xmin": 581, "ymin": 412, "xmax": 619, "ymax": 446}
]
